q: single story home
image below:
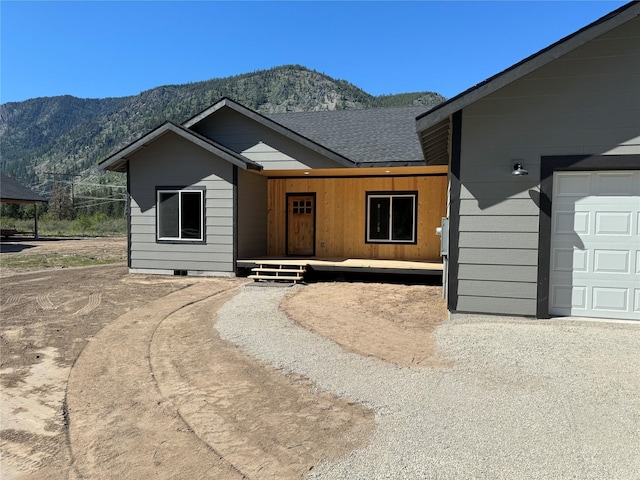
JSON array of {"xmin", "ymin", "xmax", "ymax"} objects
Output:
[
  {"xmin": 99, "ymin": 100, "xmax": 448, "ymax": 279},
  {"xmin": 416, "ymin": 1, "xmax": 639, "ymax": 321}
]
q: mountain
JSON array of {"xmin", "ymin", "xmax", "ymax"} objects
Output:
[{"xmin": 0, "ymin": 65, "xmax": 445, "ymax": 192}]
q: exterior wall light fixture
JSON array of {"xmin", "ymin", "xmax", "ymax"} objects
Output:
[{"xmin": 512, "ymin": 162, "xmax": 529, "ymax": 176}]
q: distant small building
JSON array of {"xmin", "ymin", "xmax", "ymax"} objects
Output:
[{"xmin": 0, "ymin": 173, "xmax": 47, "ymax": 238}]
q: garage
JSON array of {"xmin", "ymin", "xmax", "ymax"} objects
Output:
[{"xmin": 549, "ymin": 170, "xmax": 640, "ymax": 320}]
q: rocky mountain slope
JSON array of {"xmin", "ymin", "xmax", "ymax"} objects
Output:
[{"xmin": 0, "ymin": 65, "xmax": 444, "ymax": 191}]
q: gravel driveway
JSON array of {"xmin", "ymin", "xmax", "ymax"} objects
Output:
[{"xmin": 217, "ymin": 285, "xmax": 640, "ymax": 480}]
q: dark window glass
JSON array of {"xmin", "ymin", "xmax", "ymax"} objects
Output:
[
  {"xmin": 158, "ymin": 192, "xmax": 179, "ymax": 238},
  {"xmin": 368, "ymin": 197, "xmax": 390, "ymax": 240},
  {"xmin": 181, "ymin": 192, "xmax": 202, "ymax": 239},
  {"xmin": 392, "ymin": 196, "xmax": 414, "ymax": 241}
]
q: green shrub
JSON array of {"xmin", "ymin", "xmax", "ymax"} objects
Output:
[{"xmin": 1, "ymin": 214, "xmax": 126, "ymax": 237}]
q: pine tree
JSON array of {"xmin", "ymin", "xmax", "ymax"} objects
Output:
[{"xmin": 49, "ymin": 182, "xmax": 75, "ymax": 220}]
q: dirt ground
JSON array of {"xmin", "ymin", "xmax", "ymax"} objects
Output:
[{"xmin": 0, "ymin": 237, "xmax": 447, "ymax": 479}]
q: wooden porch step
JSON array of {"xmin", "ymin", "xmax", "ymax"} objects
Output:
[
  {"xmin": 254, "ymin": 267, "xmax": 305, "ymax": 273},
  {"xmin": 248, "ymin": 274, "xmax": 303, "ymax": 282},
  {"xmin": 249, "ymin": 264, "xmax": 306, "ymax": 283}
]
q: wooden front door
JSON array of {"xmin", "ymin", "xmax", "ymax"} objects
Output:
[{"xmin": 286, "ymin": 194, "xmax": 315, "ymax": 256}]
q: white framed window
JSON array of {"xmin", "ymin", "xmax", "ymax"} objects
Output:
[
  {"xmin": 157, "ymin": 189, "xmax": 204, "ymax": 242},
  {"xmin": 366, "ymin": 192, "xmax": 417, "ymax": 243}
]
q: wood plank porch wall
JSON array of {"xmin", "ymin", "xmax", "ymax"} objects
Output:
[{"xmin": 267, "ymin": 173, "xmax": 447, "ymax": 261}]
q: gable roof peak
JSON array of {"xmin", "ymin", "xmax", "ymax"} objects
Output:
[
  {"xmin": 98, "ymin": 120, "xmax": 262, "ymax": 173},
  {"xmin": 182, "ymin": 97, "xmax": 357, "ymax": 167},
  {"xmin": 182, "ymin": 97, "xmax": 252, "ymax": 129}
]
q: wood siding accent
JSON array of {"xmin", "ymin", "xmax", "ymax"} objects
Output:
[
  {"xmin": 452, "ymin": 17, "xmax": 640, "ymax": 317},
  {"xmin": 128, "ymin": 132, "xmax": 236, "ymax": 273},
  {"xmin": 267, "ymin": 174, "xmax": 447, "ymax": 261}
]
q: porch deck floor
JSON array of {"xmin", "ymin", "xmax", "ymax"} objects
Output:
[{"xmin": 237, "ymin": 257, "xmax": 443, "ymax": 276}]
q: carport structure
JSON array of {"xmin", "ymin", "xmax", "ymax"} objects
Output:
[{"xmin": 0, "ymin": 173, "xmax": 47, "ymax": 239}]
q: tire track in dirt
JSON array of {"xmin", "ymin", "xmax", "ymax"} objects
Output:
[
  {"xmin": 73, "ymin": 293, "xmax": 102, "ymax": 316},
  {"xmin": 2, "ymin": 294, "xmax": 25, "ymax": 308},
  {"xmin": 150, "ymin": 286, "xmax": 374, "ymax": 479},
  {"xmin": 36, "ymin": 294, "xmax": 56, "ymax": 311},
  {"xmin": 65, "ymin": 279, "xmax": 249, "ymax": 480}
]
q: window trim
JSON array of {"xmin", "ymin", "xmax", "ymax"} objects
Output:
[
  {"xmin": 156, "ymin": 187, "xmax": 205, "ymax": 243},
  {"xmin": 365, "ymin": 191, "xmax": 418, "ymax": 244}
]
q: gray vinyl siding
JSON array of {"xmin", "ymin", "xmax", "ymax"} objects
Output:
[
  {"xmin": 191, "ymin": 108, "xmax": 344, "ymax": 170},
  {"xmin": 237, "ymin": 169, "xmax": 268, "ymax": 258},
  {"xmin": 128, "ymin": 132, "xmax": 236, "ymax": 273},
  {"xmin": 454, "ymin": 17, "xmax": 640, "ymax": 317}
]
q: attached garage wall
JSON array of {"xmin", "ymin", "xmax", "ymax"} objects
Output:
[
  {"xmin": 128, "ymin": 132, "xmax": 236, "ymax": 274},
  {"xmin": 267, "ymin": 171, "xmax": 447, "ymax": 261},
  {"xmin": 453, "ymin": 17, "xmax": 640, "ymax": 317}
]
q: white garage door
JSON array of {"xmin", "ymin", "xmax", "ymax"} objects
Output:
[{"xmin": 549, "ymin": 170, "xmax": 640, "ymax": 320}]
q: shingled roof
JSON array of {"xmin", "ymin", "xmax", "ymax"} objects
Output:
[
  {"xmin": 267, "ymin": 106, "xmax": 430, "ymax": 166},
  {"xmin": 0, "ymin": 173, "xmax": 47, "ymax": 203}
]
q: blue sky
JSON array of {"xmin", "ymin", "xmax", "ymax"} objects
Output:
[{"xmin": 0, "ymin": 1, "xmax": 630, "ymax": 104}]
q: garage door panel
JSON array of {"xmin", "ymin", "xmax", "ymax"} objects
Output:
[
  {"xmin": 551, "ymin": 285, "xmax": 588, "ymax": 310},
  {"xmin": 550, "ymin": 170, "xmax": 640, "ymax": 321},
  {"xmin": 552, "ymin": 248, "xmax": 588, "ymax": 272},
  {"xmin": 592, "ymin": 287, "xmax": 629, "ymax": 312},
  {"xmin": 595, "ymin": 171, "xmax": 640, "ymax": 195},
  {"xmin": 550, "ymin": 284, "xmax": 635, "ymax": 317},
  {"xmin": 593, "ymin": 249, "xmax": 630, "ymax": 273},
  {"xmin": 555, "ymin": 173, "xmax": 591, "ymax": 197},
  {"xmin": 554, "ymin": 211, "xmax": 589, "ymax": 234},
  {"xmin": 595, "ymin": 211, "xmax": 632, "ymax": 235}
]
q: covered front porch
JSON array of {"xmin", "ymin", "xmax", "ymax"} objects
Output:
[{"xmin": 237, "ymin": 256, "xmax": 443, "ymax": 283}]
